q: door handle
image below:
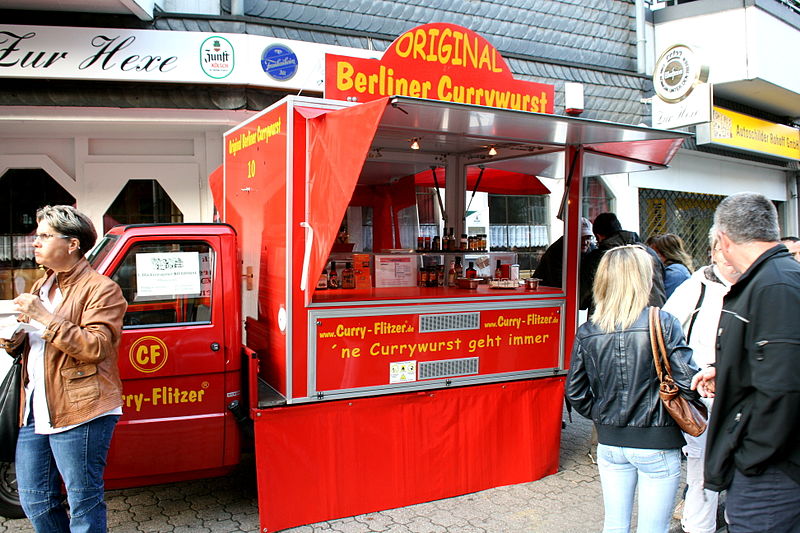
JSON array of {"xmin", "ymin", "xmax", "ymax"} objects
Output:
[{"xmin": 210, "ymin": 342, "xmax": 220, "ymax": 352}]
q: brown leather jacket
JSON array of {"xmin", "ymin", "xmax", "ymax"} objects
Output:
[{"xmin": 5, "ymin": 258, "xmax": 127, "ymax": 428}]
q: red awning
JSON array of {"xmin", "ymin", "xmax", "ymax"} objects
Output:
[{"xmin": 414, "ymin": 166, "xmax": 550, "ymax": 195}]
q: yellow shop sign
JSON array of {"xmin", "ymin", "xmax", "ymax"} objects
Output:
[{"xmin": 698, "ymin": 107, "xmax": 800, "ymax": 161}]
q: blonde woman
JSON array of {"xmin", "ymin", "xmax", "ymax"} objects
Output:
[
  {"xmin": 650, "ymin": 233, "xmax": 693, "ymax": 298},
  {"xmin": 566, "ymin": 245, "xmax": 700, "ymax": 533}
]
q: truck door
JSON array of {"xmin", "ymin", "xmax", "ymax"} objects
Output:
[{"xmin": 102, "ymin": 236, "xmax": 229, "ymax": 483}]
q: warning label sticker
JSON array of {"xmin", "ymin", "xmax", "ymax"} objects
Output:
[{"xmin": 389, "ymin": 361, "xmax": 417, "ymax": 384}]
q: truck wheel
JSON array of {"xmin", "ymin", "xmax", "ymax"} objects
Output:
[{"xmin": 0, "ymin": 461, "xmax": 24, "ymax": 519}]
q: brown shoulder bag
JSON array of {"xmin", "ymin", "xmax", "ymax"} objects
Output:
[{"xmin": 648, "ymin": 306, "xmax": 708, "ymax": 437}]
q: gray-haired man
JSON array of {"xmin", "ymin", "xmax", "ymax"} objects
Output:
[{"xmin": 693, "ymin": 192, "xmax": 800, "ymax": 532}]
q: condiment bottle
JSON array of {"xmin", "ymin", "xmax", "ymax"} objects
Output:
[
  {"xmin": 341, "ymin": 262, "xmax": 355, "ymax": 289},
  {"xmin": 327, "ymin": 261, "xmax": 339, "ymax": 289},
  {"xmin": 466, "ymin": 261, "xmax": 477, "ymax": 279},
  {"xmin": 447, "ymin": 260, "xmax": 456, "ymax": 287},
  {"xmin": 494, "ymin": 259, "xmax": 503, "ymax": 279},
  {"xmin": 454, "ymin": 256, "xmax": 463, "ymax": 278}
]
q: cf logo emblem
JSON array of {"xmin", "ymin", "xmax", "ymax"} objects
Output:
[{"xmin": 129, "ymin": 336, "xmax": 169, "ymax": 373}]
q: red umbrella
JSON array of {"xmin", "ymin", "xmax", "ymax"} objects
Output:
[{"xmin": 413, "ymin": 166, "xmax": 550, "ymax": 195}]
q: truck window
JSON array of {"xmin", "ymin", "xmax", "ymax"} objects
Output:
[{"xmin": 110, "ymin": 241, "xmax": 214, "ymax": 328}]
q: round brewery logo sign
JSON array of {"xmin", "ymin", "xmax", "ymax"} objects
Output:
[
  {"xmin": 261, "ymin": 44, "xmax": 298, "ymax": 81},
  {"xmin": 200, "ymin": 36, "xmax": 235, "ymax": 79},
  {"xmin": 653, "ymin": 44, "xmax": 708, "ymax": 103}
]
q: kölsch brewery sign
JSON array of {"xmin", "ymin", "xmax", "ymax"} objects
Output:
[{"xmin": 651, "ymin": 44, "xmax": 711, "ymax": 130}]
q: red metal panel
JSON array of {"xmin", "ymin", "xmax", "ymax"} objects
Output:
[
  {"xmin": 253, "ymin": 377, "xmax": 564, "ymax": 532},
  {"xmin": 224, "ymin": 103, "xmax": 290, "ymax": 396},
  {"xmin": 314, "ymin": 307, "xmax": 560, "ymax": 392},
  {"xmin": 105, "ymin": 374, "xmax": 226, "ymax": 480}
]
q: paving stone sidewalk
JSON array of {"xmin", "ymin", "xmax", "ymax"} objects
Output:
[{"xmin": 0, "ymin": 408, "xmax": 704, "ymax": 532}]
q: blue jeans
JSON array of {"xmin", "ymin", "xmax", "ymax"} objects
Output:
[
  {"xmin": 726, "ymin": 466, "xmax": 800, "ymax": 533},
  {"xmin": 16, "ymin": 414, "xmax": 119, "ymax": 533},
  {"xmin": 596, "ymin": 443, "xmax": 682, "ymax": 533}
]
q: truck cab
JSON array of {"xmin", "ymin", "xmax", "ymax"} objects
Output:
[{"xmin": 88, "ymin": 223, "xmax": 243, "ymax": 489}]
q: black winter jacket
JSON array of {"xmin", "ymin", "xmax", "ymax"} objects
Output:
[
  {"xmin": 566, "ymin": 308, "xmax": 700, "ymax": 449},
  {"xmin": 579, "ymin": 231, "xmax": 666, "ymax": 312},
  {"xmin": 705, "ymin": 244, "xmax": 800, "ymax": 491}
]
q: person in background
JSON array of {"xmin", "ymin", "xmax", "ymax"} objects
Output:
[
  {"xmin": 663, "ymin": 228, "xmax": 740, "ymax": 533},
  {"xmin": 567, "ymin": 245, "xmax": 700, "ymax": 533},
  {"xmin": 0, "ymin": 205, "xmax": 127, "ymax": 533},
  {"xmin": 650, "ymin": 233, "xmax": 693, "ymax": 298},
  {"xmin": 534, "ymin": 217, "xmax": 594, "ymax": 288},
  {"xmin": 579, "ymin": 212, "xmax": 666, "ymax": 312},
  {"xmin": 693, "ymin": 193, "xmax": 800, "ymax": 533},
  {"xmin": 780, "ymin": 236, "xmax": 800, "ymax": 261}
]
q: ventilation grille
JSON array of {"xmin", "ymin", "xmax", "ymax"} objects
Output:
[
  {"xmin": 419, "ymin": 312, "xmax": 480, "ymax": 333},
  {"xmin": 419, "ymin": 357, "xmax": 479, "ymax": 380}
]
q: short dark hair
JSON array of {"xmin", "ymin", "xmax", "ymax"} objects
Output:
[
  {"xmin": 714, "ymin": 193, "xmax": 779, "ymax": 244},
  {"xmin": 593, "ymin": 212, "xmax": 622, "ymax": 238},
  {"xmin": 36, "ymin": 205, "xmax": 97, "ymax": 257}
]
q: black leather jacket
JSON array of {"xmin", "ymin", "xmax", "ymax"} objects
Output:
[
  {"xmin": 566, "ymin": 308, "xmax": 700, "ymax": 449},
  {"xmin": 705, "ymin": 244, "xmax": 800, "ymax": 491}
]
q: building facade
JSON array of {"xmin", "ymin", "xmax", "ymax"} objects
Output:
[{"xmin": 1, "ymin": 0, "xmax": 798, "ymax": 297}]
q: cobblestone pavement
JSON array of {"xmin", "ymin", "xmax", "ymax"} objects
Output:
[{"xmin": 1, "ymin": 409, "xmax": 712, "ymax": 533}]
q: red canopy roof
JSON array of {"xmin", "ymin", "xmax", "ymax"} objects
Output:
[{"xmin": 414, "ymin": 166, "xmax": 550, "ymax": 195}]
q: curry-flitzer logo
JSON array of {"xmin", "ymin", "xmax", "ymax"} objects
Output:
[
  {"xmin": 261, "ymin": 44, "xmax": 298, "ymax": 81},
  {"xmin": 653, "ymin": 44, "xmax": 708, "ymax": 104},
  {"xmin": 200, "ymin": 36, "xmax": 234, "ymax": 79}
]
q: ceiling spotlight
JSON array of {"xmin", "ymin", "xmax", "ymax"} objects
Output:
[
  {"xmin": 488, "ymin": 146, "xmax": 498, "ymax": 156},
  {"xmin": 410, "ymin": 138, "xmax": 420, "ymax": 150}
]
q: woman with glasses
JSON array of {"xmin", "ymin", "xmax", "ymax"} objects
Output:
[
  {"xmin": 0, "ymin": 205, "xmax": 126, "ymax": 532},
  {"xmin": 566, "ymin": 244, "xmax": 700, "ymax": 533}
]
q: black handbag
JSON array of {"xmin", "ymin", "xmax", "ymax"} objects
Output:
[{"xmin": 0, "ymin": 354, "xmax": 22, "ymax": 463}]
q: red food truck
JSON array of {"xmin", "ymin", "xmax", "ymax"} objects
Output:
[{"xmin": 0, "ymin": 23, "xmax": 688, "ymax": 531}]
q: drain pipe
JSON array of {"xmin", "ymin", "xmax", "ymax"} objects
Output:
[
  {"xmin": 635, "ymin": 0, "xmax": 647, "ymax": 74},
  {"xmin": 231, "ymin": 0, "xmax": 244, "ymax": 16}
]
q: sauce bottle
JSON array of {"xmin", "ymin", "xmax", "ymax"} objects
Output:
[
  {"xmin": 466, "ymin": 261, "xmax": 477, "ymax": 279},
  {"xmin": 327, "ymin": 261, "xmax": 339, "ymax": 289},
  {"xmin": 341, "ymin": 262, "xmax": 355, "ymax": 289}
]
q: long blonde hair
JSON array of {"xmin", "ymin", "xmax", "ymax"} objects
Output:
[{"xmin": 591, "ymin": 245, "xmax": 653, "ymax": 332}]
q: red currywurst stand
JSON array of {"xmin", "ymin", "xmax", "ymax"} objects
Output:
[{"xmin": 213, "ymin": 23, "xmax": 688, "ymax": 531}]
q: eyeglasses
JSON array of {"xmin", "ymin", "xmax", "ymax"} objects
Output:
[{"xmin": 34, "ymin": 233, "xmax": 71, "ymax": 242}]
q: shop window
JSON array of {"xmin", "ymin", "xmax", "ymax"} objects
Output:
[
  {"xmin": 0, "ymin": 169, "xmax": 75, "ymax": 299},
  {"xmin": 110, "ymin": 240, "xmax": 214, "ymax": 328},
  {"xmin": 416, "ymin": 188, "xmax": 440, "ymax": 242},
  {"xmin": 488, "ymin": 194, "xmax": 549, "ymax": 272},
  {"xmin": 639, "ymin": 189, "xmax": 724, "ymax": 269},
  {"xmin": 582, "ymin": 176, "xmax": 615, "ymax": 222},
  {"xmin": 103, "ymin": 179, "xmax": 183, "ymax": 233}
]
